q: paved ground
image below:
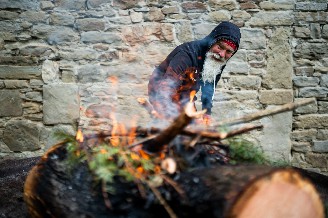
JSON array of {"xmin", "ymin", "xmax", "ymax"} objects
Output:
[{"xmin": 0, "ymin": 157, "xmax": 40, "ymax": 218}]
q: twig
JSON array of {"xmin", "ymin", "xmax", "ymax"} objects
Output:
[{"xmin": 213, "ymin": 98, "xmax": 315, "ymax": 127}]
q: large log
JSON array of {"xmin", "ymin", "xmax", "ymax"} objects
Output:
[{"xmin": 24, "ymin": 143, "xmax": 324, "ymax": 218}]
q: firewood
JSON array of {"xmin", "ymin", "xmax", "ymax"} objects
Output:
[
  {"xmin": 24, "ymin": 143, "xmax": 325, "ymax": 218},
  {"xmin": 214, "ymin": 98, "xmax": 315, "ymax": 127},
  {"xmin": 142, "ymin": 102, "xmax": 205, "ymax": 153}
]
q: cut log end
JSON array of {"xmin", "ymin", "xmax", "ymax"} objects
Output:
[{"xmin": 229, "ymin": 169, "xmax": 324, "ymax": 218}]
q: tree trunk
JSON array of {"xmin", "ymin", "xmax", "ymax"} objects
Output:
[{"xmin": 24, "ymin": 143, "xmax": 324, "ymax": 218}]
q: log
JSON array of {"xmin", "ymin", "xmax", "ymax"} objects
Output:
[{"xmin": 24, "ymin": 143, "xmax": 325, "ymax": 218}]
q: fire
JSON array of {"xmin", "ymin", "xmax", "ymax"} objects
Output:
[
  {"xmin": 190, "ymin": 90, "xmax": 196, "ymax": 102},
  {"xmin": 76, "ymin": 129, "xmax": 84, "ymax": 142}
]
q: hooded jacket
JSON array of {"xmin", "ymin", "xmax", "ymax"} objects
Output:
[{"xmin": 148, "ymin": 21, "xmax": 241, "ymax": 118}]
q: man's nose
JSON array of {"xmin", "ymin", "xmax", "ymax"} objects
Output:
[{"xmin": 219, "ymin": 50, "xmax": 226, "ymax": 58}]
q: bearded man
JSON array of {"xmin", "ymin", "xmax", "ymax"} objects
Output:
[{"xmin": 148, "ymin": 21, "xmax": 241, "ymax": 123}]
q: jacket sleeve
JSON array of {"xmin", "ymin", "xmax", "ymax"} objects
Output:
[
  {"xmin": 148, "ymin": 50, "xmax": 193, "ymax": 118},
  {"xmin": 200, "ymin": 73, "xmax": 221, "ymax": 115}
]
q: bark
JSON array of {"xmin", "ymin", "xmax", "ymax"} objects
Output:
[{"xmin": 24, "ymin": 143, "xmax": 325, "ymax": 218}]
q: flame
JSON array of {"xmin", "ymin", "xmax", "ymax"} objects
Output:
[
  {"xmin": 76, "ymin": 129, "xmax": 84, "ymax": 142},
  {"xmin": 190, "ymin": 90, "xmax": 196, "ymax": 102}
]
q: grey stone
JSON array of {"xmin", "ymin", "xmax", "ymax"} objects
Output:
[
  {"xmin": 318, "ymin": 129, "xmax": 328, "ymax": 141},
  {"xmin": 224, "ymin": 60, "xmax": 249, "ymax": 75},
  {"xmin": 310, "ymin": 23, "xmax": 321, "ymax": 39},
  {"xmin": 47, "ymin": 27, "xmax": 80, "ymax": 45},
  {"xmin": 81, "ymin": 31, "xmax": 122, "ymax": 44},
  {"xmin": 293, "ymin": 76, "xmax": 320, "ymax": 87},
  {"xmin": 294, "ymin": 42, "xmax": 328, "ymax": 60},
  {"xmin": 294, "ymin": 114, "xmax": 328, "ymax": 129},
  {"xmin": 294, "ymin": 26, "xmax": 311, "ymax": 38},
  {"xmin": 0, "ymin": 10, "xmax": 19, "ymax": 20},
  {"xmin": 298, "ymin": 87, "xmax": 328, "ymax": 98},
  {"xmin": 175, "ymin": 21, "xmax": 193, "ymax": 43},
  {"xmin": 321, "ymin": 74, "xmax": 328, "ymax": 88},
  {"xmin": 323, "ymin": 25, "xmax": 328, "ymax": 39},
  {"xmin": 263, "ymin": 28, "xmax": 293, "ymax": 89},
  {"xmin": 305, "ymin": 153, "xmax": 328, "ymax": 168},
  {"xmin": 77, "ymin": 64, "xmax": 106, "ymax": 83},
  {"xmin": 4, "ymin": 80, "xmax": 29, "ymax": 89},
  {"xmin": 291, "ymin": 129, "xmax": 317, "ymax": 141},
  {"xmin": 0, "ymin": 0, "xmax": 40, "ymax": 10},
  {"xmin": 19, "ymin": 11, "xmax": 47, "ymax": 24},
  {"xmin": 208, "ymin": 0, "xmax": 238, "ymax": 10},
  {"xmin": 43, "ymin": 84, "xmax": 80, "ymax": 124},
  {"xmin": 294, "ymin": 98, "xmax": 318, "ymax": 114},
  {"xmin": 240, "ymin": 28, "xmax": 266, "ymax": 50},
  {"xmin": 313, "ymin": 141, "xmax": 328, "ymax": 153},
  {"xmin": 25, "ymin": 91, "xmax": 42, "ymax": 102},
  {"xmin": 247, "ymin": 11, "xmax": 294, "ymax": 26},
  {"xmin": 0, "ymin": 90, "xmax": 23, "ymax": 117},
  {"xmin": 228, "ymin": 75, "xmax": 261, "ymax": 90},
  {"xmin": 295, "ymin": 2, "xmax": 327, "ymax": 11},
  {"xmin": 55, "ymin": 0, "xmax": 86, "ymax": 10},
  {"xmin": 42, "ymin": 60, "xmax": 60, "ymax": 84},
  {"xmin": 259, "ymin": 90, "xmax": 293, "ymax": 105},
  {"xmin": 76, "ymin": 18, "xmax": 106, "ymax": 31},
  {"xmin": 87, "ymin": 0, "xmax": 112, "ymax": 9},
  {"xmin": 294, "ymin": 11, "xmax": 327, "ymax": 23},
  {"xmin": 58, "ymin": 48, "xmax": 98, "ymax": 61},
  {"xmin": 259, "ymin": 110, "xmax": 293, "ymax": 162},
  {"xmin": 3, "ymin": 120, "xmax": 41, "ymax": 151},
  {"xmin": 40, "ymin": 1, "xmax": 55, "ymax": 10},
  {"xmin": 318, "ymin": 101, "xmax": 328, "ymax": 114},
  {"xmin": 292, "ymin": 141, "xmax": 311, "ymax": 153},
  {"xmin": 49, "ymin": 12, "xmax": 75, "ymax": 26}
]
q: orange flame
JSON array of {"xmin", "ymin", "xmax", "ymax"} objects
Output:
[
  {"xmin": 76, "ymin": 129, "xmax": 84, "ymax": 142},
  {"xmin": 190, "ymin": 90, "xmax": 196, "ymax": 102}
]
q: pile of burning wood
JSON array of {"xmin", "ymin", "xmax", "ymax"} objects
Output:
[{"xmin": 23, "ymin": 98, "xmax": 325, "ymax": 218}]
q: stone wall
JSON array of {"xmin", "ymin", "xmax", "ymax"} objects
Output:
[{"xmin": 0, "ymin": 0, "xmax": 327, "ymax": 174}]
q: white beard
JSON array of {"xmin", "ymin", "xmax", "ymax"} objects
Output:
[{"xmin": 201, "ymin": 52, "xmax": 226, "ymax": 83}]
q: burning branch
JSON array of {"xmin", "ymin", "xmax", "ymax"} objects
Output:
[
  {"xmin": 142, "ymin": 102, "xmax": 205, "ymax": 153},
  {"xmin": 214, "ymin": 98, "xmax": 315, "ymax": 127}
]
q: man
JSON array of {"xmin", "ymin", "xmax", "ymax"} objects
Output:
[{"xmin": 148, "ymin": 21, "xmax": 241, "ymax": 123}]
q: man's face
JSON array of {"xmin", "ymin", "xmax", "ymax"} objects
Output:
[{"xmin": 209, "ymin": 40, "xmax": 236, "ymax": 63}]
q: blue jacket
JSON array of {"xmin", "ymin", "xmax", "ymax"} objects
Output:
[{"xmin": 148, "ymin": 21, "xmax": 241, "ymax": 118}]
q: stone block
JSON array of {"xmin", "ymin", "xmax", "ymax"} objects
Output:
[
  {"xmin": 292, "ymin": 141, "xmax": 311, "ymax": 153},
  {"xmin": 305, "ymin": 153, "xmax": 328, "ymax": 168},
  {"xmin": 228, "ymin": 75, "xmax": 261, "ymax": 90},
  {"xmin": 263, "ymin": 28, "xmax": 293, "ymax": 89},
  {"xmin": 259, "ymin": 90, "xmax": 293, "ymax": 105},
  {"xmin": 0, "ymin": 90, "xmax": 23, "ymax": 117},
  {"xmin": 0, "ymin": 0, "xmax": 40, "ymax": 10},
  {"xmin": 43, "ymin": 84, "xmax": 80, "ymax": 124},
  {"xmin": 313, "ymin": 141, "xmax": 328, "ymax": 153},
  {"xmin": 81, "ymin": 31, "xmax": 121, "ymax": 44},
  {"xmin": 3, "ymin": 120, "xmax": 41, "ymax": 151},
  {"xmin": 247, "ymin": 11, "xmax": 293, "ymax": 26},
  {"xmin": 208, "ymin": 0, "xmax": 238, "ymax": 10},
  {"xmin": 293, "ymin": 114, "xmax": 328, "ymax": 129},
  {"xmin": 291, "ymin": 129, "xmax": 317, "ymax": 141},
  {"xmin": 47, "ymin": 27, "xmax": 79, "ymax": 45},
  {"xmin": 76, "ymin": 18, "xmax": 106, "ymax": 31},
  {"xmin": 240, "ymin": 28, "xmax": 266, "ymax": 50},
  {"xmin": 294, "ymin": 98, "xmax": 318, "ymax": 114},
  {"xmin": 293, "ymin": 76, "xmax": 320, "ymax": 87},
  {"xmin": 295, "ymin": 2, "xmax": 327, "ymax": 11},
  {"xmin": 0, "ymin": 65, "xmax": 41, "ymax": 79},
  {"xmin": 298, "ymin": 87, "xmax": 328, "ymax": 98}
]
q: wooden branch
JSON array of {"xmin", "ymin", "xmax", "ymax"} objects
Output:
[
  {"xmin": 142, "ymin": 102, "xmax": 205, "ymax": 153},
  {"xmin": 137, "ymin": 97, "xmax": 162, "ymax": 119},
  {"xmin": 213, "ymin": 98, "xmax": 315, "ymax": 127}
]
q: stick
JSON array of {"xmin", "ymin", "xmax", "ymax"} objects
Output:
[
  {"xmin": 142, "ymin": 102, "xmax": 205, "ymax": 153},
  {"xmin": 213, "ymin": 98, "xmax": 315, "ymax": 127}
]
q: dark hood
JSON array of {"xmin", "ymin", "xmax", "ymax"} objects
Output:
[{"xmin": 204, "ymin": 21, "xmax": 241, "ymax": 50}]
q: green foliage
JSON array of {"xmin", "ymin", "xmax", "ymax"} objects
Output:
[{"xmin": 227, "ymin": 137, "xmax": 268, "ymax": 165}]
